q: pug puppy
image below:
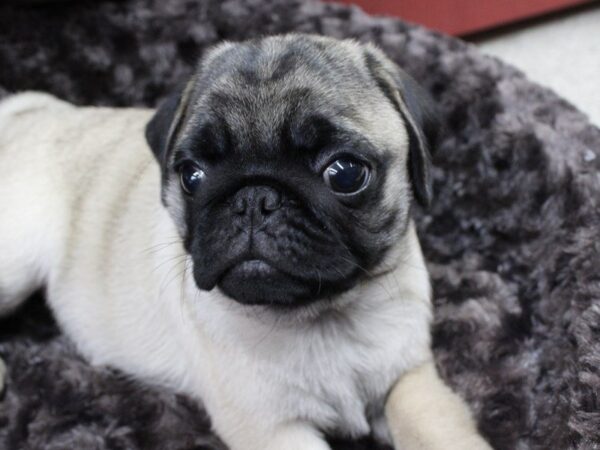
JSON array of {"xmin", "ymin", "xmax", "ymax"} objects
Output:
[{"xmin": 0, "ymin": 34, "xmax": 490, "ymax": 450}]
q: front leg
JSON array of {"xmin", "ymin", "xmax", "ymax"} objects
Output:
[
  {"xmin": 264, "ymin": 422, "xmax": 331, "ymax": 450},
  {"xmin": 212, "ymin": 410, "xmax": 330, "ymax": 450},
  {"xmin": 385, "ymin": 361, "xmax": 491, "ymax": 449}
]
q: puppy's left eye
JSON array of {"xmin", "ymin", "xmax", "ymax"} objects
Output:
[
  {"xmin": 323, "ymin": 158, "xmax": 370, "ymax": 194},
  {"xmin": 179, "ymin": 163, "xmax": 205, "ymax": 195}
]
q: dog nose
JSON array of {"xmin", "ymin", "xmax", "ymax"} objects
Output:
[{"xmin": 232, "ymin": 185, "xmax": 282, "ymax": 222}]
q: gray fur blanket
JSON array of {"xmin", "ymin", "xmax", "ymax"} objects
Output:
[{"xmin": 0, "ymin": 1, "xmax": 599, "ymax": 449}]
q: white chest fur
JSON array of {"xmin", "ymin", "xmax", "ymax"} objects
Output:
[{"xmin": 191, "ymin": 278, "xmax": 433, "ymax": 439}]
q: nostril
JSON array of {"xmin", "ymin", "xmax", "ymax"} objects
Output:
[
  {"xmin": 233, "ymin": 197, "xmax": 247, "ymax": 215},
  {"xmin": 260, "ymin": 192, "xmax": 282, "ymax": 214},
  {"xmin": 231, "ymin": 186, "xmax": 282, "ymax": 218}
]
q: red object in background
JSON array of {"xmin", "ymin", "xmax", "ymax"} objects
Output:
[{"xmin": 329, "ymin": 0, "xmax": 594, "ymax": 35}]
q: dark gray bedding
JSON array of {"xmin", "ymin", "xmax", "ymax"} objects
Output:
[{"xmin": 1, "ymin": 1, "xmax": 599, "ymax": 448}]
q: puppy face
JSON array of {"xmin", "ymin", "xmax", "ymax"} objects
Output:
[{"xmin": 146, "ymin": 34, "xmax": 438, "ymax": 308}]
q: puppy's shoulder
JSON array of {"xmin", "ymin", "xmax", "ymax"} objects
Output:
[{"xmin": 0, "ymin": 92, "xmax": 74, "ymax": 148}]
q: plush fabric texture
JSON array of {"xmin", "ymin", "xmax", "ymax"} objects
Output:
[{"xmin": 1, "ymin": 1, "xmax": 599, "ymax": 449}]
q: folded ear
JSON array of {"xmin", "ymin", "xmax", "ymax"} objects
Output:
[
  {"xmin": 145, "ymin": 88, "xmax": 186, "ymax": 166},
  {"xmin": 363, "ymin": 46, "xmax": 441, "ymax": 208}
]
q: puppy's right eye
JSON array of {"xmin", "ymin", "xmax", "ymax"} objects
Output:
[{"xmin": 179, "ymin": 163, "xmax": 205, "ymax": 195}]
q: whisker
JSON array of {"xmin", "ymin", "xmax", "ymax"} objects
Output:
[
  {"xmin": 315, "ymin": 267, "xmax": 322, "ymax": 296},
  {"xmin": 329, "ymin": 254, "xmax": 396, "ymax": 302},
  {"xmin": 159, "ymin": 255, "xmax": 189, "ymax": 297},
  {"xmin": 250, "ymin": 308, "xmax": 285, "ymax": 351},
  {"xmin": 152, "ymin": 253, "xmax": 189, "ymax": 274},
  {"xmin": 179, "ymin": 257, "xmax": 193, "ymax": 325},
  {"xmin": 141, "ymin": 236, "xmax": 183, "ymax": 256}
]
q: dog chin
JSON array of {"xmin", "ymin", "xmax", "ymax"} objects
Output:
[{"xmin": 215, "ymin": 259, "xmax": 318, "ymax": 308}]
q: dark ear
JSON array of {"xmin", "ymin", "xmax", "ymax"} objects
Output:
[
  {"xmin": 364, "ymin": 47, "xmax": 441, "ymax": 208},
  {"xmin": 145, "ymin": 89, "xmax": 184, "ymax": 166}
]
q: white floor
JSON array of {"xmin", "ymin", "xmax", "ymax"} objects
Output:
[{"xmin": 475, "ymin": 4, "xmax": 600, "ymax": 126}]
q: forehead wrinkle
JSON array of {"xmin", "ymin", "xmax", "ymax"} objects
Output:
[
  {"xmin": 197, "ymin": 37, "xmax": 374, "ymax": 106},
  {"xmin": 182, "ymin": 35, "xmax": 409, "ymax": 162}
]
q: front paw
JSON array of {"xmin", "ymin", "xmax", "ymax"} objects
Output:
[
  {"xmin": 224, "ymin": 422, "xmax": 331, "ymax": 450},
  {"xmin": 264, "ymin": 424, "xmax": 331, "ymax": 450}
]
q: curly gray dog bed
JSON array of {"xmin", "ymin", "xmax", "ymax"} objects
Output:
[{"xmin": 1, "ymin": 1, "xmax": 599, "ymax": 449}]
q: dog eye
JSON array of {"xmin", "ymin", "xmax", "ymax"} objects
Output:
[
  {"xmin": 323, "ymin": 158, "xmax": 370, "ymax": 194},
  {"xmin": 179, "ymin": 163, "xmax": 205, "ymax": 195}
]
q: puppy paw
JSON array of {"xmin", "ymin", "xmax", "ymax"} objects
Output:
[{"xmin": 264, "ymin": 423, "xmax": 331, "ymax": 450}]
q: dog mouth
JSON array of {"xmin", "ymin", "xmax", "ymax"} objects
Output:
[
  {"xmin": 191, "ymin": 234, "xmax": 364, "ymax": 307},
  {"xmin": 212, "ymin": 256, "xmax": 317, "ymax": 307},
  {"xmin": 226, "ymin": 259, "xmax": 279, "ymax": 278}
]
